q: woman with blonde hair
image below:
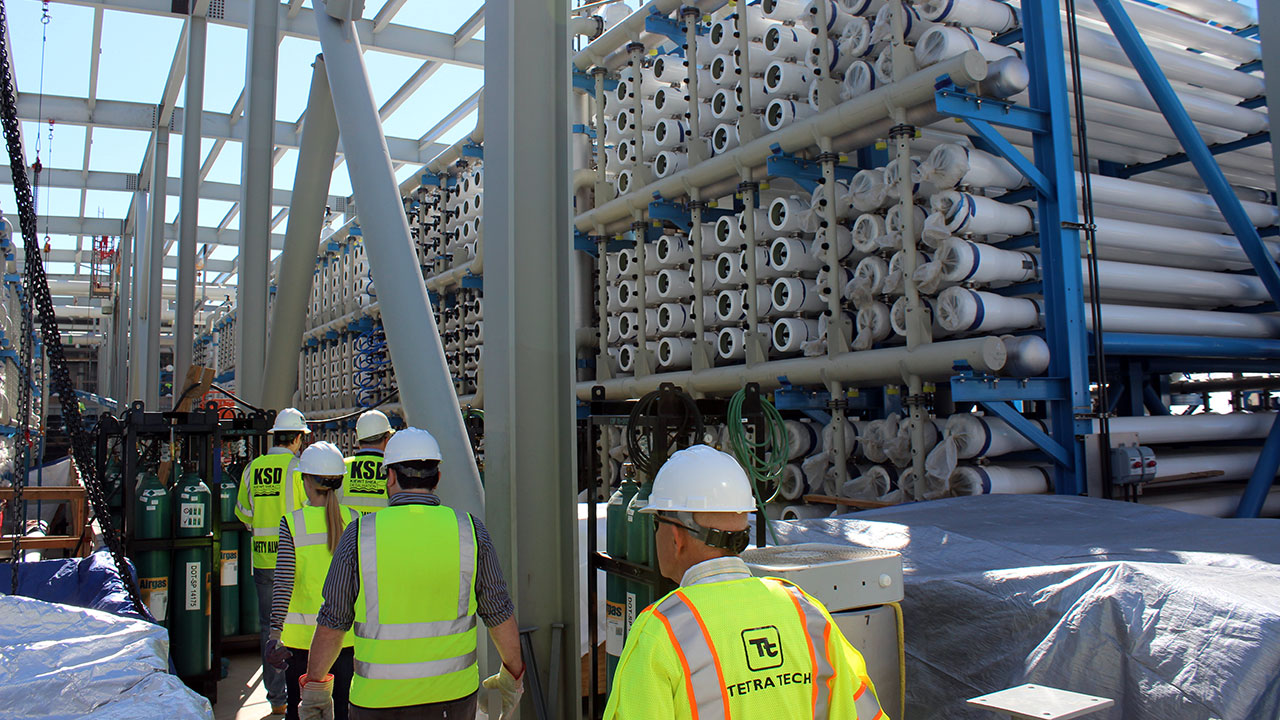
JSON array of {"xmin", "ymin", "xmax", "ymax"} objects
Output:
[{"xmin": 268, "ymin": 440, "xmax": 359, "ymax": 719}]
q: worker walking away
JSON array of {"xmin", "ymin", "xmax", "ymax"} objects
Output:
[
  {"xmin": 341, "ymin": 410, "xmax": 393, "ymax": 513},
  {"xmin": 604, "ymin": 445, "xmax": 888, "ymax": 720},
  {"xmin": 236, "ymin": 407, "xmax": 312, "ymax": 715},
  {"xmin": 268, "ymin": 441, "xmax": 361, "ymax": 720},
  {"xmin": 299, "ymin": 427, "xmax": 526, "ymax": 720}
]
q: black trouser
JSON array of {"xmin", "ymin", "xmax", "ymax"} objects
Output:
[
  {"xmin": 285, "ymin": 645, "xmax": 355, "ymax": 720},
  {"xmin": 347, "ymin": 691, "xmax": 479, "ymax": 720}
]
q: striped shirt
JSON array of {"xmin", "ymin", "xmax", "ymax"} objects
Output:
[{"xmin": 315, "ymin": 492, "xmax": 515, "ymax": 632}]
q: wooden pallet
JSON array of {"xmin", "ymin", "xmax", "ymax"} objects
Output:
[
  {"xmin": 0, "ymin": 483, "xmax": 91, "ymax": 555},
  {"xmin": 802, "ymin": 493, "xmax": 893, "ymax": 510}
]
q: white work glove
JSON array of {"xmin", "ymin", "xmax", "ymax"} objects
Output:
[
  {"xmin": 482, "ymin": 663, "xmax": 524, "ymax": 720},
  {"xmin": 298, "ymin": 673, "xmax": 335, "ymax": 720}
]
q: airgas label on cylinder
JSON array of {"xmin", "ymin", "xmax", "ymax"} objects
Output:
[
  {"xmin": 606, "ymin": 601, "xmax": 625, "ymax": 654},
  {"xmin": 141, "ymin": 577, "xmax": 169, "ymax": 619},
  {"xmin": 221, "ymin": 548, "xmax": 238, "ymax": 586}
]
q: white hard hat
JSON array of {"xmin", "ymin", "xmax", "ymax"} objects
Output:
[
  {"xmin": 270, "ymin": 408, "xmax": 312, "ymax": 434},
  {"xmin": 299, "ymin": 441, "xmax": 347, "ymax": 477},
  {"xmin": 356, "ymin": 409, "xmax": 393, "ymax": 442},
  {"xmin": 643, "ymin": 445, "xmax": 756, "ymax": 513},
  {"xmin": 384, "ymin": 427, "xmax": 443, "ymax": 466}
]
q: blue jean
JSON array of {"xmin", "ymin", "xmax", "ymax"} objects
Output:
[{"xmin": 254, "ymin": 568, "xmax": 288, "ymax": 707}]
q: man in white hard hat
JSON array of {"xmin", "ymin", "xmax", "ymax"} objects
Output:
[
  {"xmin": 235, "ymin": 406, "xmax": 312, "ymax": 716},
  {"xmin": 299, "ymin": 427, "xmax": 526, "ymax": 720},
  {"xmin": 603, "ymin": 444, "xmax": 888, "ymax": 720},
  {"xmin": 340, "ymin": 410, "xmax": 393, "ymax": 514}
]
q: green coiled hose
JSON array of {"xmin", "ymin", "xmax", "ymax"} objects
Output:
[{"xmin": 726, "ymin": 387, "xmax": 790, "ymax": 544}]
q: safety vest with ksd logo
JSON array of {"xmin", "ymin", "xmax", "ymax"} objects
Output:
[
  {"xmin": 234, "ymin": 451, "xmax": 304, "ymax": 570},
  {"xmin": 342, "ymin": 450, "xmax": 389, "ymax": 514},
  {"xmin": 603, "ymin": 576, "xmax": 886, "ymax": 720}
]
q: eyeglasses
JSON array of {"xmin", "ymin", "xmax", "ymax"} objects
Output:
[{"xmin": 654, "ymin": 515, "xmax": 695, "ymax": 535}]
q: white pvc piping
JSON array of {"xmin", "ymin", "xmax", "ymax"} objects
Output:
[
  {"xmin": 1072, "ymin": 0, "xmax": 1259, "ymax": 64},
  {"xmin": 1140, "ymin": 488, "xmax": 1280, "ymax": 518},
  {"xmin": 1107, "ymin": 412, "xmax": 1277, "ymax": 445},
  {"xmin": 579, "ymin": 335, "xmax": 1008, "ymax": 399}
]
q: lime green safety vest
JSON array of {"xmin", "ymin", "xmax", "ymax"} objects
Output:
[
  {"xmin": 350, "ymin": 505, "xmax": 479, "ymax": 709},
  {"xmin": 603, "ymin": 576, "xmax": 887, "ymax": 720},
  {"xmin": 342, "ymin": 451, "xmax": 389, "ymax": 514},
  {"xmin": 234, "ymin": 451, "xmax": 304, "ymax": 570},
  {"xmin": 281, "ymin": 505, "xmax": 360, "ymax": 649}
]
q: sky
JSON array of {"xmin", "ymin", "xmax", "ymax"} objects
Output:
[{"xmin": 0, "ymin": 0, "xmax": 489, "ymax": 277}]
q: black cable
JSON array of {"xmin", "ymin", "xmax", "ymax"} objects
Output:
[
  {"xmin": 0, "ymin": 0, "xmax": 142, "ymax": 610},
  {"xmin": 307, "ymin": 389, "xmax": 401, "ymax": 424},
  {"xmin": 626, "ymin": 385, "xmax": 703, "ymax": 478},
  {"xmin": 208, "ymin": 383, "xmax": 265, "ymax": 413},
  {"xmin": 1065, "ymin": 0, "xmax": 1113, "ymax": 498}
]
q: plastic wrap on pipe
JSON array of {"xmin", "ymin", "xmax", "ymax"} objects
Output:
[
  {"xmin": 917, "ymin": 0, "xmax": 1018, "ymax": 32},
  {"xmin": 852, "ymin": 302, "xmax": 892, "ymax": 350},
  {"xmin": 937, "ymin": 287, "xmax": 1041, "ymax": 334},
  {"xmin": 871, "ymin": 1, "xmax": 933, "ymax": 43},
  {"xmin": 951, "ymin": 465, "xmax": 1051, "ymax": 495},
  {"xmin": 922, "ymin": 143, "xmax": 1024, "ymax": 190},
  {"xmin": 924, "ymin": 191, "xmax": 1035, "ymax": 244},
  {"xmin": 914, "ymin": 26, "xmax": 1018, "ymax": 67}
]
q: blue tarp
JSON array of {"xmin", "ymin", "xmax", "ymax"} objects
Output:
[{"xmin": 0, "ymin": 550, "xmax": 149, "ymax": 621}]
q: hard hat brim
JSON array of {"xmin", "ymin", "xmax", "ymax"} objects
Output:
[{"xmin": 640, "ymin": 499, "xmax": 757, "ymax": 514}]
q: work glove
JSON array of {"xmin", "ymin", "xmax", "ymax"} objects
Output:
[
  {"xmin": 482, "ymin": 663, "xmax": 524, "ymax": 720},
  {"xmin": 265, "ymin": 631, "xmax": 292, "ymax": 670},
  {"xmin": 298, "ymin": 673, "xmax": 335, "ymax": 720}
]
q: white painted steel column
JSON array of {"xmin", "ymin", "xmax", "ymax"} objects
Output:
[
  {"xmin": 238, "ymin": 0, "xmax": 278, "ymax": 405},
  {"xmin": 1262, "ymin": 0, "xmax": 1280, "ymax": 192},
  {"xmin": 486, "ymin": 0, "xmax": 579, "ymax": 716},
  {"xmin": 145, "ymin": 126, "xmax": 168, "ymax": 408},
  {"xmin": 175, "ymin": 12, "xmax": 206, "ymax": 405},
  {"xmin": 263, "ymin": 55, "xmax": 339, "ymax": 411},
  {"xmin": 128, "ymin": 192, "xmax": 147, "ymax": 402},
  {"xmin": 312, "ymin": 1, "xmax": 484, "ymax": 522},
  {"xmin": 114, "ymin": 229, "xmax": 132, "ymax": 401}
]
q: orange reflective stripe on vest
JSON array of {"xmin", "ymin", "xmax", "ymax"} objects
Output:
[
  {"xmin": 782, "ymin": 583, "xmax": 835, "ymax": 717},
  {"xmin": 653, "ymin": 590, "xmax": 732, "ymax": 720}
]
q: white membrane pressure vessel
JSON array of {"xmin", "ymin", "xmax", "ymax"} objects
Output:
[
  {"xmin": 656, "ymin": 267, "xmax": 695, "ymax": 300},
  {"xmin": 764, "ymin": 61, "xmax": 811, "ymax": 97},
  {"xmin": 770, "ymin": 237, "xmax": 824, "ymax": 274},
  {"xmin": 936, "ymin": 287, "xmax": 1041, "ymax": 334},
  {"xmin": 712, "ymin": 123, "xmax": 740, "ymax": 155},
  {"xmin": 951, "ymin": 465, "xmax": 1051, "ymax": 495},
  {"xmin": 652, "ymin": 118, "xmax": 689, "ymax": 149},
  {"xmin": 841, "ymin": 60, "xmax": 877, "ymax": 100},
  {"xmin": 924, "ymin": 191, "xmax": 1036, "ymax": 244},
  {"xmin": 653, "ymin": 150, "xmax": 687, "ymax": 178},
  {"xmin": 769, "ymin": 196, "xmax": 816, "ymax": 236},
  {"xmin": 923, "ymin": 143, "xmax": 1024, "ymax": 190},
  {"xmin": 917, "ymin": 0, "xmax": 1019, "ymax": 32},
  {"xmin": 771, "ymin": 277, "xmax": 827, "ymax": 314},
  {"xmin": 764, "ymin": 98, "xmax": 818, "ymax": 132},
  {"xmin": 936, "ymin": 237, "xmax": 1038, "ymax": 285},
  {"xmin": 773, "ymin": 317, "xmax": 821, "ymax": 354},
  {"xmin": 914, "ymin": 26, "xmax": 1018, "ymax": 67},
  {"xmin": 764, "ymin": 24, "xmax": 814, "ymax": 60}
]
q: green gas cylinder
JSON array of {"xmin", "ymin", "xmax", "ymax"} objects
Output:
[
  {"xmin": 218, "ymin": 474, "xmax": 241, "ymax": 637},
  {"xmin": 228, "ymin": 459, "xmax": 260, "ymax": 635},
  {"xmin": 605, "ymin": 471, "xmax": 637, "ymax": 679},
  {"xmin": 172, "ymin": 469, "xmax": 212, "ymax": 677},
  {"xmin": 624, "ymin": 477, "xmax": 655, "ymax": 646},
  {"xmin": 134, "ymin": 471, "xmax": 172, "ymax": 624}
]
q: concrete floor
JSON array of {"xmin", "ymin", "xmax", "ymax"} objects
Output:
[
  {"xmin": 213, "ymin": 651, "xmax": 279, "ymax": 720},
  {"xmin": 213, "ymin": 651, "xmax": 491, "ymax": 719}
]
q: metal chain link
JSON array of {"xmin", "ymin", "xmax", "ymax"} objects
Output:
[
  {"xmin": 9, "ymin": 280, "xmax": 31, "ymax": 591},
  {"xmin": 0, "ymin": 0, "xmax": 142, "ymax": 610}
]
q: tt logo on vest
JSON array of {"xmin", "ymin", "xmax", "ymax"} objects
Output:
[{"xmin": 741, "ymin": 626, "xmax": 784, "ymax": 671}]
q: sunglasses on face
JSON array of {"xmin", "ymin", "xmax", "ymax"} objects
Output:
[{"xmin": 654, "ymin": 515, "xmax": 696, "ymax": 535}]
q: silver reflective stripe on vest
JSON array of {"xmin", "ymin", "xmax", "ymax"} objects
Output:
[
  {"xmin": 457, "ymin": 512, "xmax": 476, "ymax": 616},
  {"xmin": 854, "ymin": 680, "xmax": 885, "ymax": 720},
  {"xmin": 353, "ymin": 651, "xmax": 477, "ymax": 680},
  {"xmin": 654, "ymin": 592, "xmax": 728, "ymax": 720},
  {"xmin": 782, "ymin": 584, "xmax": 835, "ymax": 719},
  {"xmin": 286, "ymin": 611, "xmax": 318, "ymax": 625},
  {"xmin": 253, "ymin": 526, "xmax": 279, "ymax": 537},
  {"xmin": 358, "ymin": 513, "xmax": 380, "ymax": 624},
  {"xmin": 354, "ymin": 614, "xmax": 476, "ymax": 641},
  {"xmin": 293, "ymin": 531, "xmax": 328, "ymax": 548},
  {"xmin": 341, "ymin": 488, "xmax": 389, "ymax": 508}
]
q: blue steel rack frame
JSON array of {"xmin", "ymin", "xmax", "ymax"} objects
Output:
[{"xmin": 936, "ymin": 1, "xmax": 1280, "ymax": 512}]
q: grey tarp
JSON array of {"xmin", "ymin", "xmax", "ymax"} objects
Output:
[
  {"xmin": 0, "ymin": 595, "xmax": 211, "ymax": 719},
  {"xmin": 770, "ymin": 494, "xmax": 1280, "ymax": 720}
]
